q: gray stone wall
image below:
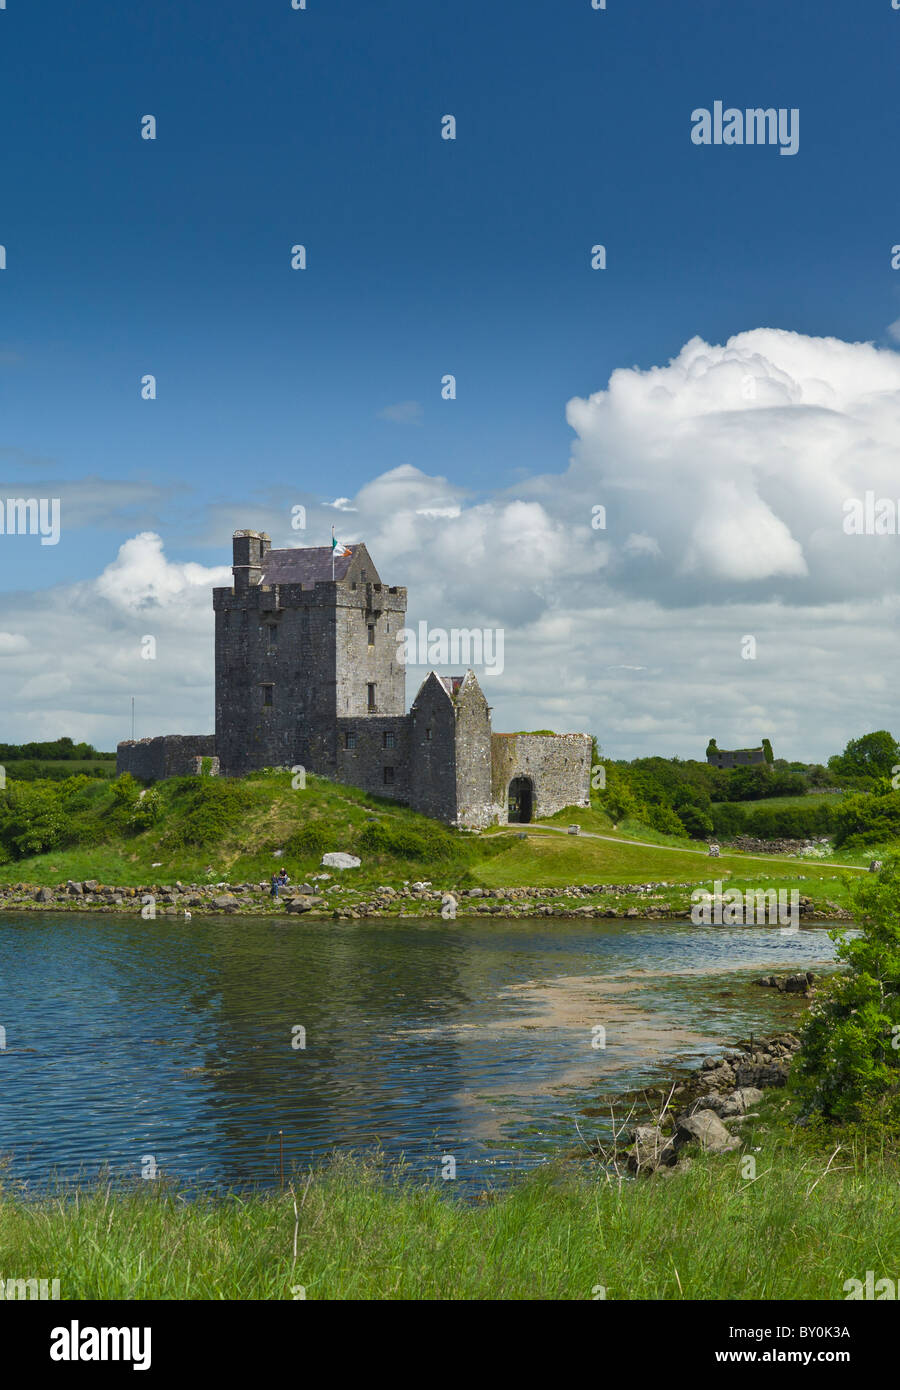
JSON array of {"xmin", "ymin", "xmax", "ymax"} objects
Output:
[
  {"xmin": 708, "ymin": 748, "xmax": 766, "ymax": 769},
  {"xmin": 407, "ymin": 674, "xmax": 459, "ymax": 823},
  {"xmin": 453, "ymin": 673, "xmax": 493, "ymax": 828},
  {"xmin": 491, "ymin": 733, "xmax": 592, "ymax": 823},
  {"xmin": 334, "ymin": 715, "xmax": 410, "ymax": 802},
  {"xmin": 116, "ymin": 735, "xmax": 217, "ymax": 782}
]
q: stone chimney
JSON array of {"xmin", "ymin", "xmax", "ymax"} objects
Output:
[{"xmin": 232, "ymin": 530, "xmax": 270, "ymax": 590}]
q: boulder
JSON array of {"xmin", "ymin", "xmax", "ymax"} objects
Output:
[
  {"xmin": 674, "ymin": 1109, "xmax": 741, "ymax": 1155},
  {"xmin": 734, "ymin": 1058, "xmax": 790, "ymax": 1089},
  {"xmin": 284, "ymin": 895, "xmax": 324, "ymax": 914},
  {"xmin": 626, "ymin": 1124, "xmax": 676, "ymax": 1174},
  {"xmin": 321, "ymin": 853, "xmax": 361, "ymax": 870},
  {"xmin": 34, "ymin": 887, "xmax": 53, "ymax": 903},
  {"xmin": 688, "ymin": 1086, "xmax": 764, "ymax": 1119},
  {"xmin": 212, "ymin": 894, "xmax": 238, "ymax": 910}
]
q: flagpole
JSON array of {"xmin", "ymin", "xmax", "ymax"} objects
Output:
[{"xmin": 332, "ymin": 525, "xmax": 335, "ymax": 580}]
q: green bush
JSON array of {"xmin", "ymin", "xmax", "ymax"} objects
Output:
[
  {"xmin": 129, "ymin": 789, "xmax": 162, "ymax": 830},
  {"xmin": 795, "ymin": 858, "xmax": 900, "ymax": 1122},
  {"xmin": 834, "ymin": 791, "xmax": 900, "ymax": 848},
  {"xmin": 357, "ymin": 820, "xmax": 472, "ymax": 864},
  {"xmin": 283, "ymin": 824, "xmax": 330, "ymax": 859},
  {"xmin": 645, "ymin": 804, "xmax": 687, "ymax": 837},
  {"xmin": 162, "ymin": 778, "xmax": 254, "ymax": 849},
  {"xmin": 0, "ymin": 782, "xmax": 67, "ymax": 857},
  {"xmin": 676, "ymin": 804, "xmax": 714, "ymax": 840},
  {"xmin": 112, "ymin": 772, "xmax": 140, "ymax": 805}
]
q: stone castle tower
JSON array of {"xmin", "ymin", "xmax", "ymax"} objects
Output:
[
  {"xmin": 214, "ymin": 531, "xmax": 407, "ymax": 777},
  {"xmin": 117, "ymin": 531, "xmax": 592, "ymax": 828}
]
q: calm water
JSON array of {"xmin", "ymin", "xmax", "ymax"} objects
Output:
[{"xmin": 0, "ymin": 911, "xmax": 843, "ymax": 1193}]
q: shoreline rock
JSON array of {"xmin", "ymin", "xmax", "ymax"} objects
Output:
[
  {"xmin": 604, "ymin": 1032, "xmax": 802, "ymax": 1177},
  {"xmin": 0, "ymin": 879, "xmax": 853, "ymax": 923}
]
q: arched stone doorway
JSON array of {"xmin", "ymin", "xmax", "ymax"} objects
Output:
[{"xmin": 507, "ymin": 776, "xmax": 534, "ymax": 824}]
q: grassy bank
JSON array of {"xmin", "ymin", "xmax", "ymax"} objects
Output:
[
  {"xmin": 0, "ymin": 1101, "xmax": 893, "ymax": 1299},
  {"xmin": 0, "ymin": 770, "xmax": 874, "ymax": 914}
]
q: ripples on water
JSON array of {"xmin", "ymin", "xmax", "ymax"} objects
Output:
[{"xmin": 0, "ymin": 912, "xmax": 842, "ymax": 1193}]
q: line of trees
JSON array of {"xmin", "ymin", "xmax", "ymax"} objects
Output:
[
  {"xmin": 0, "ymin": 737, "xmax": 115, "ymax": 761},
  {"xmin": 592, "ymin": 730, "xmax": 900, "ymax": 842}
]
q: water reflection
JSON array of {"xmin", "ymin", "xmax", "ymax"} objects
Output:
[{"xmin": 0, "ymin": 912, "xmax": 841, "ymax": 1192}]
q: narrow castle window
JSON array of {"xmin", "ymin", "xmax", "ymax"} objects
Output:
[
  {"xmin": 262, "ymin": 685, "xmax": 273, "ymax": 707},
  {"xmin": 367, "ymin": 683, "xmax": 376, "ymax": 711},
  {"xmin": 383, "ymin": 731, "xmax": 395, "ymax": 749},
  {"xmin": 383, "ymin": 766, "xmax": 394, "ymax": 785},
  {"xmin": 367, "ymin": 625, "xmax": 375, "ymax": 647},
  {"xmin": 425, "ymin": 728, "xmax": 432, "ymax": 742},
  {"xmin": 344, "ymin": 731, "xmax": 356, "ymax": 750}
]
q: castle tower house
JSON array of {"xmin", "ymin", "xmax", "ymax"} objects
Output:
[{"xmin": 213, "ymin": 532, "xmax": 407, "ymax": 776}]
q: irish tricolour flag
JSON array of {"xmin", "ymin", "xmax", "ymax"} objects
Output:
[{"xmin": 331, "ymin": 527, "xmax": 350, "ymax": 558}]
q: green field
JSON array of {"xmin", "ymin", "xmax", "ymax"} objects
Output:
[
  {"xmin": 711, "ymin": 792, "xmax": 845, "ymax": 812},
  {"xmin": 0, "ymin": 770, "xmax": 873, "ymax": 918}
]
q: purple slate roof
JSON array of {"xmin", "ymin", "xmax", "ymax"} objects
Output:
[{"xmin": 259, "ymin": 545, "xmax": 356, "ymax": 586}]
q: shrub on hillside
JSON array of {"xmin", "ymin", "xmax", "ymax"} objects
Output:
[
  {"xmin": 795, "ymin": 858, "xmax": 900, "ymax": 1122},
  {"xmin": 0, "ymin": 781, "xmax": 67, "ymax": 857},
  {"xmin": 357, "ymin": 819, "xmax": 471, "ymax": 864},
  {"xmin": 710, "ymin": 802, "xmax": 747, "ymax": 838},
  {"xmin": 676, "ymin": 803, "xmax": 714, "ymax": 840},
  {"xmin": 833, "ymin": 791, "xmax": 900, "ymax": 848},
  {"xmin": 162, "ymin": 778, "xmax": 255, "ymax": 848},
  {"xmin": 129, "ymin": 789, "xmax": 163, "ymax": 830},
  {"xmin": 283, "ymin": 824, "xmax": 330, "ymax": 859},
  {"xmin": 644, "ymin": 804, "xmax": 687, "ymax": 837}
]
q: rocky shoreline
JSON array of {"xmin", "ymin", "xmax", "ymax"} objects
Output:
[
  {"xmin": 0, "ymin": 876, "xmax": 854, "ymax": 921},
  {"xmin": 592, "ymin": 1031, "xmax": 803, "ymax": 1177}
]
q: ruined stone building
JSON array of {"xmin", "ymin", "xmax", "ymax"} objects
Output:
[
  {"xmin": 706, "ymin": 739, "xmax": 771, "ymax": 769},
  {"xmin": 117, "ymin": 532, "xmax": 592, "ymax": 827}
]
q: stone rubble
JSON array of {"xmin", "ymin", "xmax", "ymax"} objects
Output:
[
  {"xmin": 616, "ymin": 1033, "xmax": 802, "ymax": 1176},
  {"xmin": 0, "ymin": 879, "xmax": 850, "ymax": 922}
]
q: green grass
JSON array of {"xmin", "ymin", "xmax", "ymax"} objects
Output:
[
  {"xmin": 0, "ymin": 771, "xmax": 874, "ymax": 912},
  {"xmin": 474, "ymin": 825, "xmax": 865, "ymax": 901},
  {"xmin": 0, "ymin": 1104, "xmax": 894, "ymax": 1299},
  {"xmin": 0, "ymin": 771, "xmax": 510, "ymax": 890},
  {"xmin": 711, "ymin": 792, "xmax": 846, "ymax": 811}
]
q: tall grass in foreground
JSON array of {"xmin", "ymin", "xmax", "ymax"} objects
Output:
[{"xmin": 1, "ymin": 1115, "xmax": 898, "ymax": 1299}]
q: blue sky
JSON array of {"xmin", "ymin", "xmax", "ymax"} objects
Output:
[
  {"xmin": 2, "ymin": 0, "xmax": 897, "ymax": 575},
  {"xmin": 2, "ymin": 0, "xmax": 900, "ymax": 757}
]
